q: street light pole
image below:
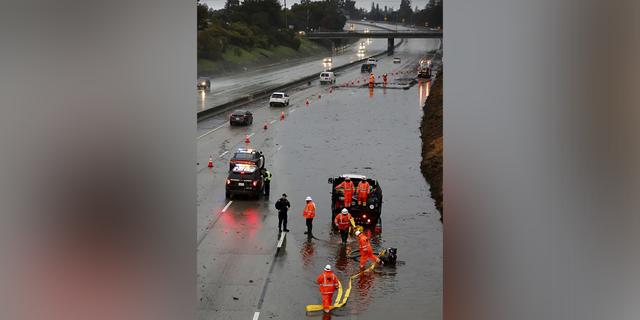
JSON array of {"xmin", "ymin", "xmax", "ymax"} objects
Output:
[
  {"xmin": 307, "ymin": 9, "xmax": 309, "ymax": 31},
  {"xmin": 284, "ymin": 0, "xmax": 287, "ymax": 30}
]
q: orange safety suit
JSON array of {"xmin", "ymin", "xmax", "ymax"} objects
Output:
[
  {"xmin": 357, "ymin": 180, "xmax": 371, "ymax": 206},
  {"xmin": 303, "ymin": 201, "xmax": 316, "ymax": 219},
  {"xmin": 335, "ymin": 180, "xmax": 355, "ymax": 207},
  {"xmin": 334, "ymin": 212, "xmax": 353, "ymax": 230},
  {"xmin": 357, "ymin": 233, "xmax": 380, "ymax": 267},
  {"xmin": 317, "ymin": 270, "xmax": 339, "ymax": 312}
]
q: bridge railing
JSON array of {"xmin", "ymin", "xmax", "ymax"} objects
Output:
[{"xmin": 306, "ymin": 30, "xmax": 442, "ymax": 35}]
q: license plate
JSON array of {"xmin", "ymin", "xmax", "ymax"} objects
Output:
[
  {"xmin": 238, "ymin": 183, "xmax": 244, "ymax": 186},
  {"xmin": 235, "ymin": 117, "xmax": 240, "ymax": 120}
]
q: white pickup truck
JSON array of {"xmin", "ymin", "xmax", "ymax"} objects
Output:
[
  {"xmin": 367, "ymin": 58, "xmax": 377, "ymax": 66},
  {"xmin": 269, "ymin": 92, "xmax": 290, "ymax": 107}
]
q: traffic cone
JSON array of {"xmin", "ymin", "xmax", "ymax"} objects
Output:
[
  {"xmin": 264, "ymin": 121, "xmax": 268, "ymax": 130},
  {"xmin": 306, "ymin": 99, "xmax": 309, "ymax": 105},
  {"xmin": 329, "ymin": 88, "xmax": 332, "ymax": 93},
  {"xmin": 281, "ymin": 111, "xmax": 285, "ymax": 119},
  {"xmin": 351, "ymin": 81, "xmax": 354, "ymax": 85},
  {"xmin": 357, "ymin": 79, "xmax": 360, "ymax": 83},
  {"xmin": 341, "ymin": 83, "xmax": 344, "ymax": 87},
  {"xmin": 378, "ymin": 75, "xmax": 380, "ymax": 78},
  {"xmin": 245, "ymin": 134, "xmax": 250, "ymax": 143},
  {"xmin": 208, "ymin": 156, "xmax": 213, "ymax": 167},
  {"xmin": 411, "ymin": 69, "xmax": 413, "ymax": 73},
  {"xmin": 401, "ymin": 71, "xmax": 403, "ymax": 74},
  {"xmin": 318, "ymin": 93, "xmax": 321, "ymax": 98}
]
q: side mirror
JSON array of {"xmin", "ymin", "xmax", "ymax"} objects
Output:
[{"xmin": 327, "ymin": 178, "xmax": 334, "ymax": 184}]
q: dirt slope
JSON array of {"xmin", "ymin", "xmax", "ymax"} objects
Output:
[{"xmin": 420, "ymin": 70, "xmax": 443, "ymax": 222}]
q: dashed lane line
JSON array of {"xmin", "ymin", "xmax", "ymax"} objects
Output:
[
  {"xmin": 221, "ymin": 201, "xmax": 233, "ymax": 212},
  {"xmin": 219, "ymin": 151, "xmax": 228, "ymax": 157},
  {"xmin": 196, "ymin": 200, "xmax": 233, "ymax": 248}
]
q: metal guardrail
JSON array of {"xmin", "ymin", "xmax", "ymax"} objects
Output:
[{"xmin": 307, "ymin": 30, "xmax": 442, "ymax": 35}]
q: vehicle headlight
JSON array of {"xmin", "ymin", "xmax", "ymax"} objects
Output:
[{"xmin": 201, "ymin": 82, "xmax": 205, "ymax": 85}]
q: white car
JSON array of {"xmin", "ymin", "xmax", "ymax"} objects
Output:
[
  {"xmin": 323, "ymin": 57, "xmax": 332, "ymax": 63},
  {"xmin": 269, "ymin": 92, "xmax": 290, "ymax": 107},
  {"xmin": 367, "ymin": 58, "xmax": 377, "ymax": 66},
  {"xmin": 393, "ymin": 57, "xmax": 401, "ymax": 63},
  {"xmin": 363, "ymin": 28, "xmax": 369, "ymax": 33},
  {"xmin": 319, "ymin": 72, "xmax": 336, "ymax": 84}
]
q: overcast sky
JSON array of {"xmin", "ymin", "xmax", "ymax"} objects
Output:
[{"xmin": 200, "ymin": 0, "xmax": 432, "ymax": 12}]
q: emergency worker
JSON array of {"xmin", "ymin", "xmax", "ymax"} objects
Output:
[
  {"xmin": 261, "ymin": 168, "xmax": 271, "ymax": 196},
  {"xmin": 334, "ymin": 208, "xmax": 355, "ymax": 244},
  {"xmin": 275, "ymin": 193, "xmax": 290, "ymax": 232},
  {"xmin": 335, "ymin": 177, "xmax": 355, "ymax": 208},
  {"xmin": 356, "ymin": 179, "xmax": 371, "ymax": 207},
  {"xmin": 303, "ymin": 196, "xmax": 316, "ymax": 236},
  {"xmin": 355, "ymin": 230, "xmax": 382, "ymax": 268},
  {"xmin": 369, "ymin": 74, "xmax": 374, "ymax": 87},
  {"xmin": 317, "ymin": 265, "xmax": 340, "ymax": 313}
]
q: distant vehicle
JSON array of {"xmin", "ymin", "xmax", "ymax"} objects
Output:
[
  {"xmin": 226, "ymin": 164, "xmax": 264, "ymax": 199},
  {"xmin": 367, "ymin": 58, "xmax": 378, "ymax": 66},
  {"xmin": 323, "ymin": 57, "xmax": 332, "ymax": 63},
  {"xmin": 361, "ymin": 64, "xmax": 373, "ymax": 73},
  {"xmin": 370, "ymin": 20, "xmax": 374, "ymax": 23},
  {"xmin": 229, "ymin": 148, "xmax": 265, "ymax": 171},
  {"xmin": 328, "ymin": 174, "xmax": 383, "ymax": 226},
  {"xmin": 361, "ymin": 19, "xmax": 366, "ymax": 22},
  {"xmin": 363, "ymin": 28, "xmax": 369, "ymax": 33},
  {"xmin": 350, "ymin": 24, "xmax": 355, "ymax": 30},
  {"xmin": 229, "ymin": 110, "xmax": 253, "ymax": 126},
  {"xmin": 269, "ymin": 92, "xmax": 290, "ymax": 107},
  {"xmin": 411, "ymin": 25, "xmax": 415, "ymax": 28},
  {"xmin": 418, "ymin": 60, "xmax": 432, "ymax": 78},
  {"xmin": 298, "ymin": 31, "xmax": 306, "ymax": 36},
  {"xmin": 319, "ymin": 72, "xmax": 336, "ymax": 84},
  {"xmin": 393, "ymin": 57, "xmax": 401, "ymax": 63},
  {"xmin": 358, "ymin": 48, "xmax": 365, "ymax": 55},
  {"xmin": 197, "ymin": 77, "xmax": 210, "ymax": 89}
]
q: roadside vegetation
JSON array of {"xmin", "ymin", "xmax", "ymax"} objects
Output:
[{"xmin": 420, "ymin": 69, "xmax": 443, "ymax": 222}]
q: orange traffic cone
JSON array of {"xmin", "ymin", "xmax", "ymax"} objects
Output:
[
  {"xmin": 401, "ymin": 71, "xmax": 403, "ymax": 74},
  {"xmin": 378, "ymin": 75, "xmax": 380, "ymax": 78},
  {"xmin": 245, "ymin": 134, "xmax": 250, "ymax": 143},
  {"xmin": 351, "ymin": 80, "xmax": 354, "ymax": 85},
  {"xmin": 341, "ymin": 83, "xmax": 344, "ymax": 87},
  {"xmin": 281, "ymin": 111, "xmax": 285, "ymax": 119},
  {"xmin": 330, "ymin": 88, "xmax": 332, "ymax": 93},
  {"xmin": 396, "ymin": 72, "xmax": 398, "ymax": 75},
  {"xmin": 306, "ymin": 99, "xmax": 309, "ymax": 105},
  {"xmin": 208, "ymin": 156, "xmax": 213, "ymax": 167},
  {"xmin": 357, "ymin": 79, "xmax": 360, "ymax": 83},
  {"xmin": 411, "ymin": 69, "xmax": 413, "ymax": 73},
  {"xmin": 318, "ymin": 93, "xmax": 321, "ymax": 98},
  {"xmin": 264, "ymin": 121, "xmax": 268, "ymax": 129}
]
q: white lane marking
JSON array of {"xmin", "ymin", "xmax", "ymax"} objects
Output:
[
  {"xmin": 277, "ymin": 232, "xmax": 286, "ymax": 248},
  {"xmin": 197, "ymin": 123, "xmax": 229, "ymax": 140},
  {"xmin": 248, "ymin": 132, "xmax": 255, "ymax": 138},
  {"xmin": 270, "ymin": 120, "xmax": 276, "ymax": 123},
  {"xmin": 219, "ymin": 151, "xmax": 228, "ymax": 157},
  {"xmin": 277, "ymin": 145, "xmax": 283, "ymax": 151},
  {"xmin": 289, "ymin": 109, "xmax": 295, "ymax": 114},
  {"xmin": 221, "ymin": 201, "xmax": 233, "ymax": 212},
  {"xmin": 252, "ymin": 312, "xmax": 260, "ymax": 320}
]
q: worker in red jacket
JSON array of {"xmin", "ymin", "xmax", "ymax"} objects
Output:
[
  {"xmin": 356, "ymin": 230, "xmax": 382, "ymax": 268},
  {"xmin": 317, "ymin": 264, "xmax": 340, "ymax": 313},
  {"xmin": 335, "ymin": 177, "xmax": 355, "ymax": 208}
]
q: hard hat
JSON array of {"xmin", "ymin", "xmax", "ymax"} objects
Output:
[
  {"xmin": 345, "ymin": 177, "xmax": 350, "ymax": 180},
  {"xmin": 341, "ymin": 208, "xmax": 348, "ymax": 214},
  {"xmin": 355, "ymin": 230, "xmax": 361, "ymax": 236},
  {"xmin": 324, "ymin": 264, "xmax": 331, "ymax": 271},
  {"xmin": 306, "ymin": 196, "xmax": 312, "ymax": 201}
]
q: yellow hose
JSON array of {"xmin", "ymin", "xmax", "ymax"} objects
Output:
[{"xmin": 305, "ymin": 249, "xmax": 386, "ymax": 312}]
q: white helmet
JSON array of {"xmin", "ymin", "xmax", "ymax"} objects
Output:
[
  {"xmin": 355, "ymin": 230, "xmax": 361, "ymax": 236},
  {"xmin": 341, "ymin": 208, "xmax": 348, "ymax": 214},
  {"xmin": 324, "ymin": 264, "xmax": 331, "ymax": 271},
  {"xmin": 306, "ymin": 196, "xmax": 312, "ymax": 201}
]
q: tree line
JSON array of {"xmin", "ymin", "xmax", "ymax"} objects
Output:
[
  {"xmin": 197, "ymin": 0, "xmax": 349, "ymax": 61},
  {"xmin": 366, "ymin": 0, "xmax": 442, "ymax": 28}
]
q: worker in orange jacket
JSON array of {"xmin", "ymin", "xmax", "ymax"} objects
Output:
[
  {"xmin": 355, "ymin": 230, "xmax": 382, "ymax": 268},
  {"xmin": 317, "ymin": 264, "xmax": 340, "ymax": 313},
  {"xmin": 303, "ymin": 196, "xmax": 316, "ymax": 236},
  {"xmin": 335, "ymin": 177, "xmax": 355, "ymax": 208},
  {"xmin": 369, "ymin": 74, "xmax": 374, "ymax": 87},
  {"xmin": 356, "ymin": 179, "xmax": 371, "ymax": 207},
  {"xmin": 334, "ymin": 208, "xmax": 355, "ymax": 244}
]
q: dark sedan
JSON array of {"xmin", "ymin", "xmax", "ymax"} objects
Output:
[
  {"xmin": 229, "ymin": 110, "xmax": 253, "ymax": 126},
  {"xmin": 197, "ymin": 77, "xmax": 210, "ymax": 89}
]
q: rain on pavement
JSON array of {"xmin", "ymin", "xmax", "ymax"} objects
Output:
[{"xmin": 197, "ymin": 24, "xmax": 442, "ymax": 320}]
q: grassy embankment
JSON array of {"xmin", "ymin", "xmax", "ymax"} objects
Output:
[
  {"xmin": 198, "ymin": 37, "xmax": 330, "ymax": 75},
  {"xmin": 420, "ymin": 69, "xmax": 443, "ymax": 222}
]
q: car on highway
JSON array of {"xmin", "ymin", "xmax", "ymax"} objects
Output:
[
  {"xmin": 367, "ymin": 58, "xmax": 378, "ymax": 66},
  {"xmin": 319, "ymin": 71, "xmax": 336, "ymax": 84},
  {"xmin": 350, "ymin": 24, "xmax": 355, "ymax": 30},
  {"xmin": 226, "ymin": 164, "xmax": 264, "ymax": 199},
  {"xmin": 361, "ymin": 64, "xmax": 373, "ymax": 73},
  {"xmin": 360, "ymin": 42, "xmax": 365, "ymax": 49},
  {"xmin": 229, "ymin": 110, "xmax": 253, "ymax": 126},
  {"xmin": 229, "ymin": 148, "xmax": 265, "ymax": 171},
  {"xmin": 361, "ymin": 19, "xmax": 365, "ymax": 22},
  {"xmin": 197, "ymin": 77, "xmax": 210, "ymax": 89},
  {"xmin": 328, "ymin": 174, "xmax": 383, "ymax": 226},
  {"xmin": 363, "ymin": 28, "xmax": 369, "ymax": 33},
  {"xmin": 393, "ymin": 57, "xmax": 401, "ymax": 63},
  {"xmin": 269, "ymin": 92, "xmax": 290, "ymax": 107},
  {"xmin": 323, "ymin": 57, "xmax": 332, "ymax": 63}
]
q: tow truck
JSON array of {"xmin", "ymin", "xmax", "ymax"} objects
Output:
[
  {"xmin": 418, "ymin": 59, "xmax": 432, "ymax": 78},
  {"xmin": 328, "ymin": 174, "xmax": 383, "ymax": 226}
]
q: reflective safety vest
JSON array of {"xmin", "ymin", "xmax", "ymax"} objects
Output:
[
  {"xmin": 334, "ymin": 212, "xmax": 353, "ymax": 230},
  {"xmin": 303, "ymin": 201, "xmax": 316, "ymax": 219},
  {"xmin": 337, "ymin": 181, "xmax": 354, "ymax": 193},
  {"xmin": 263, "ymin": 170, "xmax": 271, "ymax": 181},
  {"xmin": 370, "ymin": 75, "xmax": 374, "ymax": 83},
  {"xmin": 317, "ymin": 271, "xmax": 339, "ymax": 294},
  {"xmin": 358, "ymin": 233, "xmax": 372, "ymax": 252},
  {"xmin": 357, "ymin": 181, "xmax": 370, "ymax": 195}
]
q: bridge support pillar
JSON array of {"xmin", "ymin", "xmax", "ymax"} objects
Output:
[{"xmin": 388, "ymin": 38, "xmax": 394, "ymax": 53}]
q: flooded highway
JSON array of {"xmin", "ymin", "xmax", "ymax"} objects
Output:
[{"xmin": 197, "ymin": 31, "xmax": 442, "ymax": 320}]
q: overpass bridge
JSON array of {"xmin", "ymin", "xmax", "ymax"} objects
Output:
[{"xmin": 305, "ymin": 30, "xmax": 443, "ymax": 52}]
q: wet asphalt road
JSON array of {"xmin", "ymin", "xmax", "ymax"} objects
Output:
[
  {"xmin": 197, "ymin": 21, "xmax": 415, "ymax": 112},
  {"xmin": 197, "ymin": 35, "xmax": 442, "ymax": 320}
]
